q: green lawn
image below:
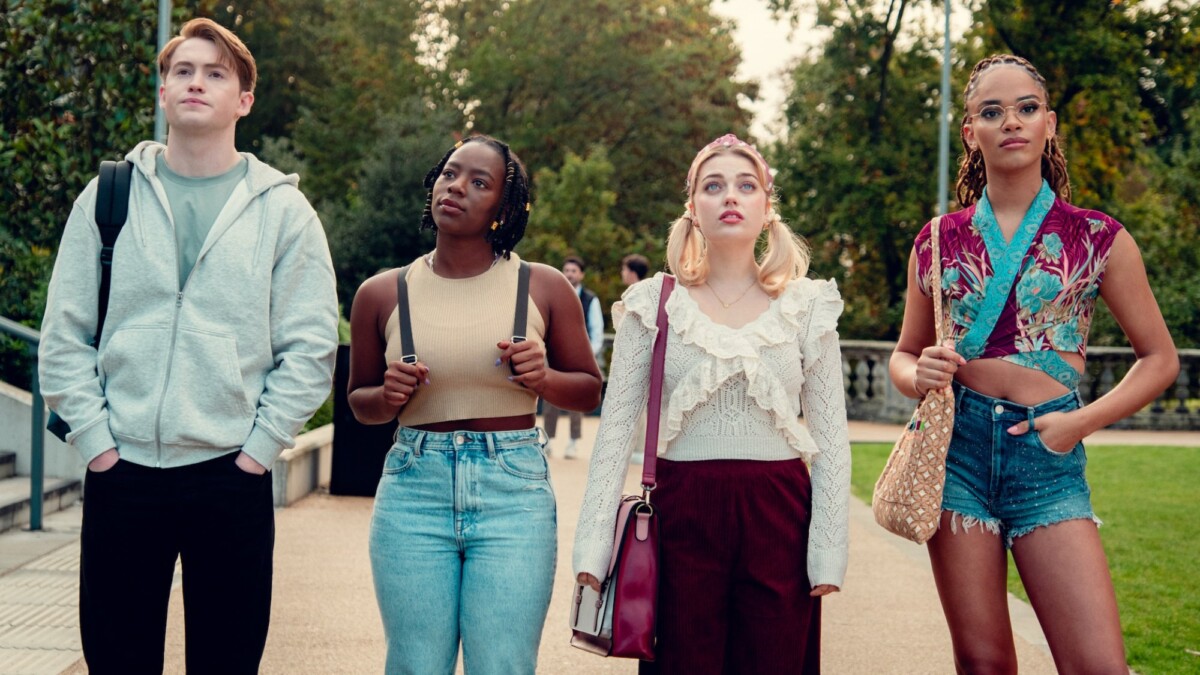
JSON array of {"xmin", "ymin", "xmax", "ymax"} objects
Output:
[{"xmin": 851, "ymin": 442, "xmax": 1200, "ymax": 675}]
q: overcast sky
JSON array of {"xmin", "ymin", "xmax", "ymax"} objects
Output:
[
  {"xmin": 712, "ymin": 0, "xmax": 819, "ymax": 142},
  {"xmin": 714, "ymin": 1, "xmax": 968, "ymax": 143}
]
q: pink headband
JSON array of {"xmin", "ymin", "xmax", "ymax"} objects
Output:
[{"xmin": 686, "ymin": 134, "xmax": 774, "ymax": 190}]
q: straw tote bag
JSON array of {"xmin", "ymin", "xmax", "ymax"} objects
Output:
[{"xmin": 872, "ymin": 217, "xmax": 954, "ymax": 544}]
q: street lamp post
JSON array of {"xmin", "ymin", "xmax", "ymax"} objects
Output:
[
  {"xmin": 153, "ymin": 0, "xmax": 171, "ymax": 143},
  {"xmin": 938, "ymin": 0, "xmax": 951, "ymax": 215}
]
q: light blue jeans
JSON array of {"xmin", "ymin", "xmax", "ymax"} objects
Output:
[{"xmin": 369, "ymin": 427, "xmax": 557, "ymax": 675}]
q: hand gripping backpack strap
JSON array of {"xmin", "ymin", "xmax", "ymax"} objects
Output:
[
  {"xmin": 394, "ymin": 260, "xmax": 530, "ymax": 367},
  {"xmin": 639, "ymin": 275, "xmax": 676, "ymax": 493}
]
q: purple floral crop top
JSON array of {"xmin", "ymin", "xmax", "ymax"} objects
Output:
[{"xmin": 915, "ymin": 197, "xmax": 1123, "ymax": 360}]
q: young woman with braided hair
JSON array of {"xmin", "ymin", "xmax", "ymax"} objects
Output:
[
  {"xmin": 348, "ymin": 135, "xmax": 602, "ymax": 673},
  {"xmin": 890, "ymin": 55, "xmax": 1178, "ymax": 673},
  {"xmin": 575, "ymin": 134, "xmax": 851, "ymax": 673}
]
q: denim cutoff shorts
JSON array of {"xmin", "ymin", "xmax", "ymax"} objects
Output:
[{"xmin": 941, "ymin": 384, "xmax": 1099, "ymax": 547}]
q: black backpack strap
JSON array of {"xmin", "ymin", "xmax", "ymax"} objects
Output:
[
  {"xmin": 394, "ymin": 264, "xmax": 417, "ymax": 364},
  {"xmin": 512, "ymin": 261, "xmax": 531, "ymax": 344},
  {"xmin": 394, "ymin": 260, "xmax": 527, "ymax": 369},
  {"xmin": 51, "ymin": 159, "xmax": 132, "ymax": 441},
  {"xmin": 93, "ymin": 159, "xmax": 133, "ymax": 343}
]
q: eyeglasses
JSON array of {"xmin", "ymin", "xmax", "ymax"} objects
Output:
[{"xmin": 967, "ymin": 101, "xmax": 1049, "ymax": 127}]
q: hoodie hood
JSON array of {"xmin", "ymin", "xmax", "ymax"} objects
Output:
[{"xmin": 127, "ymin": 140, "xmax": 299, "ymax": 198}]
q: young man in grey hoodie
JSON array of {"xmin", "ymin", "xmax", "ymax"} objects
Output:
[{"xmin": 38, "ymin": 18, "xmax": 338, "ymax": 674}]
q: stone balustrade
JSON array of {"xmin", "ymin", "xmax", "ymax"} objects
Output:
[{"xmin": 838, "ymin": 340, "xmax": 1200, "ymax": 430}]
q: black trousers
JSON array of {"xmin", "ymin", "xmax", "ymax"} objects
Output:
[{"xmin": 80, "ymin": 452, "xmax": 275, "ymax": 675}]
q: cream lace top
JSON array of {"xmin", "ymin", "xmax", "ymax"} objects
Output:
[{"xmin": 573, "ymin": 273, "xmax": 852, "ymax": 588}]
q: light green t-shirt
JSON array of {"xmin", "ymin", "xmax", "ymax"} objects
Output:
[{"xmin": 156, "ymin": 154, "xmax": 249, "ymax": 288}]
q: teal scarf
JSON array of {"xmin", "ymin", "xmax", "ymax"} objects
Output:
[{"xmin": 957, "ymin": 180, "xmax": 1079, "ymax": 389}]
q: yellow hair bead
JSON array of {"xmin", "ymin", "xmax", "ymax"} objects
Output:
[{"xmin": 491, "ymin": 220, "xmax": 500, "ymax": 231}]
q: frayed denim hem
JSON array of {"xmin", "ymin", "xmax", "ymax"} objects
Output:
[
  {"xmin": 945, "ymin": 510, "xmax": 1003, "ymax": 537},
  {"xmin": 1006, "ymin": 514, "xmax": 1103, "ymax": 549}
]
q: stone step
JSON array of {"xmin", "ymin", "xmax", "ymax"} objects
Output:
[
  {"xmin": 0, "ymin": 451, "xmax": 14, "ymax": 480},
  {"xmin": 0, "ymin": 475, "xmax": 82, "ymax": 535}
]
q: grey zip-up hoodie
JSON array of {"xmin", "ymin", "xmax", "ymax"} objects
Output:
[{"xmin": 39, "ymin": 141, "xmax": 339, "ymax": 469}]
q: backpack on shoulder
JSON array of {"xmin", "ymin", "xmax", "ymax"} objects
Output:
[{"xmin": 46, "ymin": 160, "xmax": 134, "ymax": 442}]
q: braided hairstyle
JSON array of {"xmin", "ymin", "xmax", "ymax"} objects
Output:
[
  {"xmin": 955, "ymin": 54, "xmax": 1072, "ymax": 206},
  {"xmin": 420, "ymin": 135, "xmax": 532, "ymax": 258}
]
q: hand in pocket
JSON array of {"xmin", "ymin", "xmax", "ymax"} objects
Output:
[
  {"xmin": 235, "ymin": 451, "xmax": 268, "ymax": 475},
  {"xmin": 88, "ymin": 448, "xmax": 120, "ymax": 472}
]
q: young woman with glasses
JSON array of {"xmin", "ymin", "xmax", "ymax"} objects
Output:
[{"xmin": 890, "ymin": 55, "xmax": 1178, "ymax": 673}]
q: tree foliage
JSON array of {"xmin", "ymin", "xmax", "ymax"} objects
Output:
[
  {"xmin": 442, "ymin": 0, "xmax": 756, "ymax": 240},
  {"xmin": 518, "ymin": 146, "xmax": 662, "ymax": 307},
  {"xmin": 771, "ymin": 0, "xmax": 943, "ymax": 339},
  {"xmin": 1, "ymin": 0, "xmax": 163, "ymax": 387},
  {"xmin": 970, "ymin": 0, "xmax": 1152, "ymax": 207},
  {"xmin": 285, "ymin": 0, "xmax": 429, "ymax": 206},
  {"xmin": 772, "ymin": 0, "xmax": 1198, "ymax": 347},
  {"xmin": 323, "ymin": 100, "xmax": 455, "ymax": 313}
]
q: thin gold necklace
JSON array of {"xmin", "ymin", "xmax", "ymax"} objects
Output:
[
  {"xmin": 426, "ymin": 250, "xmax": 501, "ymax": 274},
  {"xmin": 705, "ymin": 279, "xmax": 758, "ymax": 308}
]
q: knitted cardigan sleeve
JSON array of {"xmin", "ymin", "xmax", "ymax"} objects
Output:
[{"xmin": 572, "ymin": 279, "xmax": 658, "ymax": 581}]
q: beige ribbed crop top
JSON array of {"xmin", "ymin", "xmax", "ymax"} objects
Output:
[{"xmin": 384, "ymin": 252, "xmax": 546, "ymax": 426}]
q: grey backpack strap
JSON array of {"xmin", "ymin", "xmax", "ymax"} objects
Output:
[
  {"xmin": 395, "ymin": 260, "xmax": 527, "ymax": 370},
  {"xmin": 512, "ymin": 261, "xmax": 531, "ymax": 344},
  {"xmin": 507, "ymin": 261, "xmax": 531, "ymax": 377},
  {"xmin": 394, "ymin": 265, "xmax": 417, "ymax": 364}
]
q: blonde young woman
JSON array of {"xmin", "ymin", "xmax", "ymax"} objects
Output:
[
  {"xmin": 574, "ymin": 135, "xmax": 851, "ymax": 674},
  {"xmin": 891, "ymin": 55, "xmax": 1178, "ymax": 673}
]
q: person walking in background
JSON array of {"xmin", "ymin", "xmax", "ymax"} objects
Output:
[
  {"xmin": 889, "ymin": 54, "xmax": 1178, "ymax": 674},
  {"xmin": 575, "ymin": 134, "xmax": 851, "ymax": 673},
  {"xmin": 38, "ymin": 18, "xmax": 339, "ymax": 673},
  {"xmin": 620, "ymin": 253, "xmax": 650, "ymax": 286},
  {"xmin": 346, "ymin": 135, "xmax": 602, "ymax": 674},
  {"xmin": 615, "ymin": 253, "xmax": 651, "ymax": 464},
  {"xmin": 543, "ymin": 255, "xmax": 604, "ymax": 458}
]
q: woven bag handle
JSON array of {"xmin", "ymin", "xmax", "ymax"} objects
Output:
[{"xmin": 929, "ymin": 216, "xmax": 949, "ymax": 345}]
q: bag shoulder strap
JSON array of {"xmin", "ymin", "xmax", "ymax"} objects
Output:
[
  {"xmin": 512, "ymin": 261, "xmax": 531, "ymax": 343},
  {"xmin": 930, "ymin": 216, "xmax": 947, "ymax": 344},
  {"xmin": 640, "ymin": 275, "xmax": 676, "ymax": 492},
  {"xmin": 394, "ymin": 259, "xmax": 532, "ymax": 363},
  {"xmin": 94, "ymin": 159, "xmax": 133, "ymax": 343},
  {"xmin": 394, "ymin": 264, "xmax": 417, "ymax": 364}
]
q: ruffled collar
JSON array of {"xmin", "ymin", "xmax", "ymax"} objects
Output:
[
  {"xmin": 617, "ymin": 273, "xmax": 843, "ymax": 461},
  {"xmin": 665, "ymin": 276, "xmax": 829, "ymax": 359}
]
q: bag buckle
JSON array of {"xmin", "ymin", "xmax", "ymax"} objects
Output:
[{"xmin": 640, "ymin": 484, "xmax": 655, "ymax": 503}]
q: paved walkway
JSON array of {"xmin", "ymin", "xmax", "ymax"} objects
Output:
[{"xmin": 1, "ymin": 418, "xmax": 1192, "ymax": 674}]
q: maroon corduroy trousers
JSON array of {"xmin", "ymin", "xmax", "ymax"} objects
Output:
[{"xmin": 639, "ymin": 457, "xmax": 821, "ymax": 675}]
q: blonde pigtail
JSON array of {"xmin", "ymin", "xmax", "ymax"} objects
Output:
[
  {"xmin": 757, "ymin": 209, "xmax": 810, "ymax": 296},
  {"xmin": 666, "ymin": 212, "xmax": 709, "ymax": 287}
]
